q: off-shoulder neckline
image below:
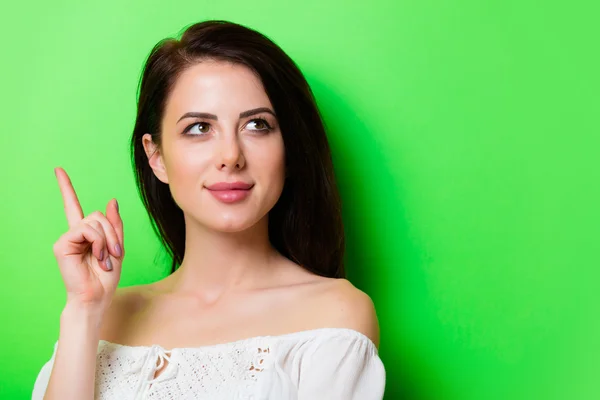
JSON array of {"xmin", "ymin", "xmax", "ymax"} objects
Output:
[{"xmin": 98, "ymin": 327, "xmax": 378, "ymax": 353}]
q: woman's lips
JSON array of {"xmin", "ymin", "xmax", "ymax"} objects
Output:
[
  {"xmin": 206, "ymin": 181, "xmax": 253, "ymax": 190},
  {"xmin": 205, "ymin": 182, "xmax": 254, "ymax": 203},
  {"xmin": 207, "ymin": 188, "xmax": 252, "ymax": 203}
]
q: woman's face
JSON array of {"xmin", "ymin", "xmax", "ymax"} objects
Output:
[{"xmin": 143, "ymin": 60, "xmax": 285, "ymax": 232}]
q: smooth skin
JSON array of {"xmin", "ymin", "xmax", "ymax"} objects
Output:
[{"xmin": 44, "ymin": 60, "xmax": 379, "ymax": 398}]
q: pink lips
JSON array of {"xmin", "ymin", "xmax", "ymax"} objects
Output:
[{"xmin": 205, "ymin": 181, "xmax": 254, "ymax": 203}]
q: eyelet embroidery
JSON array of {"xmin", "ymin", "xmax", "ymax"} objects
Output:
[
  {"xmin": 248, "ymin": 346, "xmax": 271, "ymax": 377},
  {"xmin": 95, "ymin": 337, "xmax": 277, "ymax": 398}
]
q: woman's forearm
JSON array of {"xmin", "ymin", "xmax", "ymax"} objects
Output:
[{"xmin": 43, "ymin": 302, "xmax": 103, "ymax": 400}]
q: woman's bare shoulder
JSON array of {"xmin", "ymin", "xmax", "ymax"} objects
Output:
[
  {"xmin": 269, "ymin": 258, "xmax": 380, "ymax": 346},
  {"xmin": 311, "ymin": 278, "xmax": 380, "ymax": 347},
  {"xmin": 98, "ymin": 283, "xmax": 155, "ymax": 342}
]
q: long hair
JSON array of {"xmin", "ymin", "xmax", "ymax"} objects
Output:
[{"xmin": 130, "ymin": 20, "xmax": 345, "ymax": 278}]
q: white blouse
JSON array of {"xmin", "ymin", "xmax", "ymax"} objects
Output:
[{"xmin": 32, "ymin": 327, "xmax": 386, "ymax": 399}]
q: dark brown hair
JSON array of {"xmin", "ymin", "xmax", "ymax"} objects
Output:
[{"xmin": 130, "ymin": 20, "xmax": 345, "ymax": 278}]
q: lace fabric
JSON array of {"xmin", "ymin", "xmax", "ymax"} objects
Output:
[{"xmin": 32, "ymin": 328, "xmax": 386, "ymax": 400}]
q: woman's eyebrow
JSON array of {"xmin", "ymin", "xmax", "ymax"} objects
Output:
[
  {"xmin": 177, "ymin": 107, "xmax": 276, "ymax": 123},
  {"xmin": 239, "ymin": 107, "xmax": 276, "ymax": 118}
]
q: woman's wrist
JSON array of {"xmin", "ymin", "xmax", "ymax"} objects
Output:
[{"xmin": 60, "ymin": 301, "xmax": 104, "ymax": 335}]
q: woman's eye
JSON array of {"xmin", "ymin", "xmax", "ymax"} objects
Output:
[
  {"xmin": 186, "ymin": 122, "xmax": 211, "ymax": 135},
  {"xmin": 184, "ymin": 119, "xmax": 272, "ymax": 135},
  {"xmin": 247, "ymin": 118, "xmax": 272, "ymax": 132}
]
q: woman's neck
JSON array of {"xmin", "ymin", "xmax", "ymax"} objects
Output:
[{"xmin": 160, "ymin": 215, "xmax": 280, "ymax": 301}]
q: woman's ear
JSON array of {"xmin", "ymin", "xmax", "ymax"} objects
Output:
[{"xmin": 142, "ymin": 133, "xmax": 169, "ymax": 184}]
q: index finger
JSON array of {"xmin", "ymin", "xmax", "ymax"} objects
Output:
[{"xmin": 54, "ymin": 167, "xmax": 84, "ymax": 227}]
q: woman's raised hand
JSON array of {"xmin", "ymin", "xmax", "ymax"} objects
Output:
[{"xmin": 53, "ymin": 167, "xmax": 124, "ymax": 312}]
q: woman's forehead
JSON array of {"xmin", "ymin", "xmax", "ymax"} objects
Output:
[
  {"xmin": 165, "ymin": 62, "xmax": 271, "ymax": 116},
  {"xmin": 177, "ymin": 62, "xmax": 264, "ymax": 94}
]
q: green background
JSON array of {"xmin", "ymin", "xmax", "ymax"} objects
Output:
[{"xmin": 1, "ymin": 0, "xmax": 599, "ymax": 399}]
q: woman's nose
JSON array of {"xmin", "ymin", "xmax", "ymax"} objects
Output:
[{"xmin": 217, "ymin": 134, "xmax": 245, "ymax": 171}]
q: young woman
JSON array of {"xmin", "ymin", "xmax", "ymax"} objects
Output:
[{"xmin": 33, "ymin": 20, "xmax": 385, "ymax": 399}]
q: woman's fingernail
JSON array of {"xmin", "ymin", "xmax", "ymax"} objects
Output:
[
  {"xmin": 99, "ymin": 249, "xmax": 104, "ymax": 260},
  {"xmin": 115, "ymin": 199, "xmax": 119, "ymax": 212},
  {"xmin": 105, "ymin": 257, "xmax": 113, "ymax": 271},
  {"xmin": 115, "ymin": 244, "xmax": 122, "ymax": 257}
]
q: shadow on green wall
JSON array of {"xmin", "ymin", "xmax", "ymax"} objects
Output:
[{"xmin": 308, "ymin": 75, "xmax": 453, "ymax": 400}]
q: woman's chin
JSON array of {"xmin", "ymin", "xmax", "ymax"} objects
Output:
[
  {"xmin": 183, "ymin": 205, "xmax": 270, "ymax": 234},
  {"xmin": 213, "ymin": 223, "xmax": 252, "ymax": 233},
  {"xmin": 204, "ymin": 215, "xmax": 263, "ymax": 234}
]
